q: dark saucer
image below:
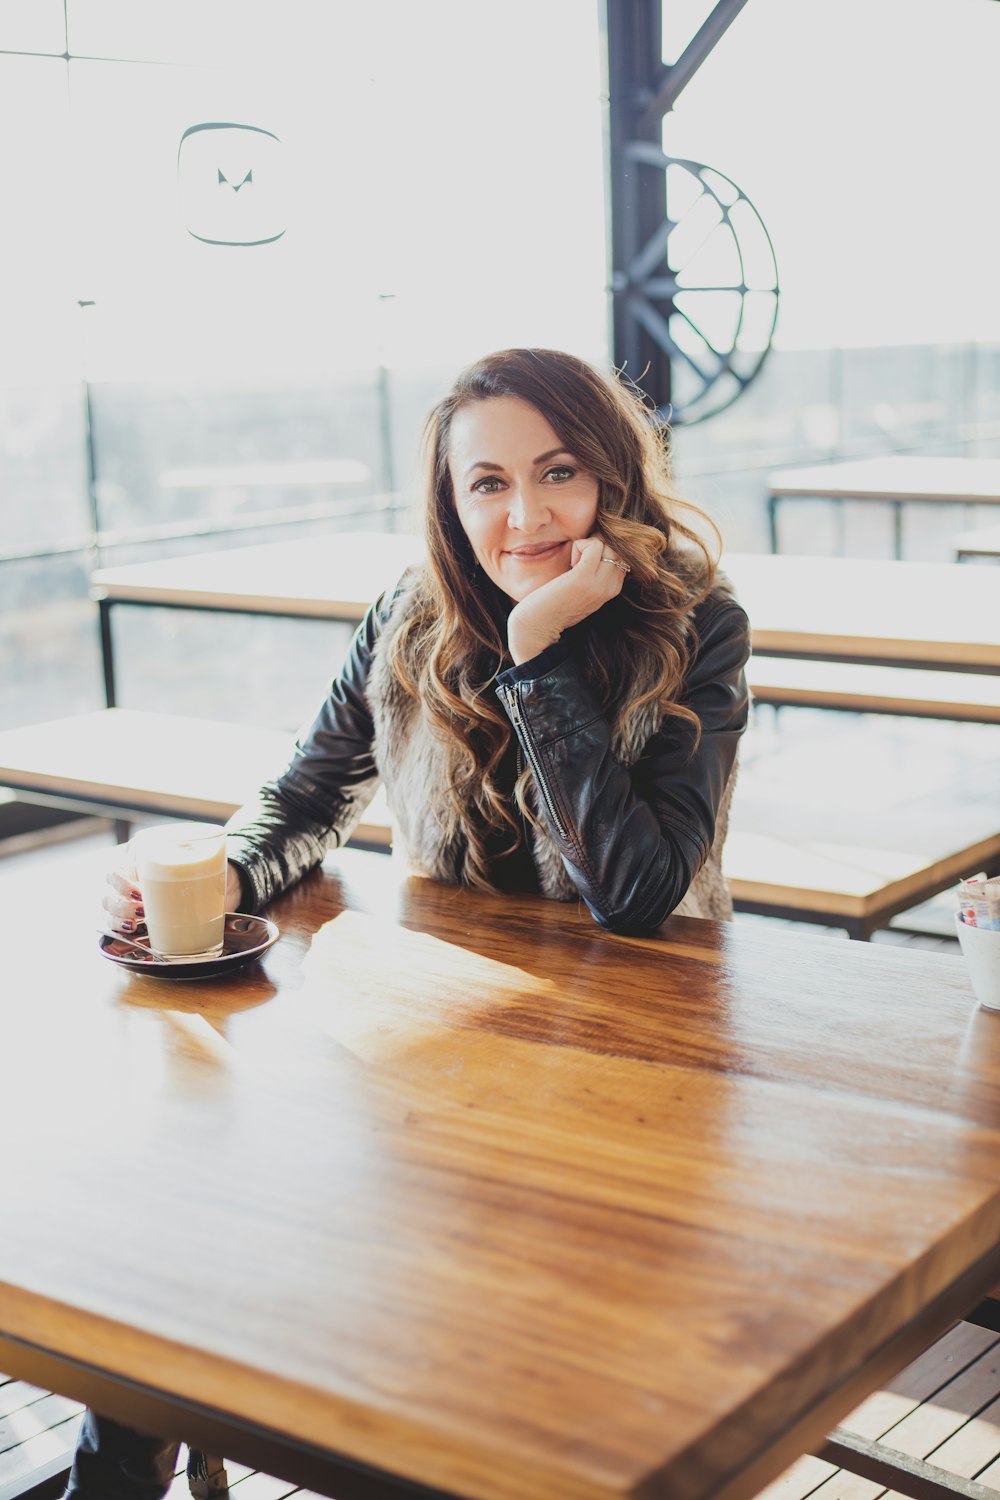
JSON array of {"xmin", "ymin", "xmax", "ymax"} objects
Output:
[{"xmin": 98, "ymin": 913, "xmax": 279, "ymax": 980}]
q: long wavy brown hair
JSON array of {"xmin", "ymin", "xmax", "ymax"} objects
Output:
[{"xmin": 389, "ymin": 347, "xmax": 721, "ymax": 890}]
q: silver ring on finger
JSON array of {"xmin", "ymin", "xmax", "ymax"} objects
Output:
[{"xmin": 600, "ymin": 555, "xmax": 631, "ymax": 574}]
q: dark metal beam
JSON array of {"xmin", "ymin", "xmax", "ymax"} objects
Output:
[
  {"xmin": 606, "ymin": 0, "xmax": 672, "ymax": 404},
  {"xmin": 638, "ymin": 0, "xmax": 753, "ymax": 129},
  {"xmin": 606, "ymin": 0, "xmax": 760, "ymax": 415}
]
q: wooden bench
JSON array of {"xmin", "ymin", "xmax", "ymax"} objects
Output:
[
  {"xmin": 726, "ymin": 821, "xmax": 1000, "ymax": 940},
  {"xmin": 1, "ymin": 709, "xmax": 997, "ymax": 941},
  {"xmin": 725, "ymin": 711, "xmax": 1000, "ymax": 939},
  {"xmin": 0, "ymin": 710, "xmax": 391, "ymax": 851},
  {"xmin": 748, "ymin": 657, "xmax": 1000, "ymax": 724}
]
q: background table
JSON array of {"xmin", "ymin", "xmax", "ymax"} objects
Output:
[
  {"xmin": 91, "ymin": 538, "xmax": 1000, "ymax": 702},
  {"xmin": 766, "ymin": 456, "xmax": 1000, "ymax": 557},
  {"xmin": 90, "ymin": 532, "xmax": 420, "ymax": 705},
  {"xmin": 3, "ymin": 846, "xmax": 1000, "ymax": 1500},
  {"xmin": 728, "ymin": 551, "xmax": 1000, "ymax": 673}
]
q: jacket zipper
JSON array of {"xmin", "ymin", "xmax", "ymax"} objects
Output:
[{"xmin": 504, "ymin": 683, "xmax": 568, "ymax": 840}]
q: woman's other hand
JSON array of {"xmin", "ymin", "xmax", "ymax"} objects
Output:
[
  {"xmin": 103, "ymin": 866, "xmax": 144, "ymax": 935},
  {"xmin": 506, "ymin": 535, "xmax": 628, "ymax": 664}
]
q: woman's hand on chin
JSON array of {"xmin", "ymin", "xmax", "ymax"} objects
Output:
[{"xmin": 506, "ymin": 535, "xmax": 627, "ymax": 665}]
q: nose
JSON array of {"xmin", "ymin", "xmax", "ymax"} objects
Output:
[{"xmin": 507, "ymin": 481, "xmax": 551, "ymax": 532}]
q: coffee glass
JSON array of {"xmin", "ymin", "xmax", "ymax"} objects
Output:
[{"xmin": 130, "ymin": 822, "xmax": 228, "ymax": 960}]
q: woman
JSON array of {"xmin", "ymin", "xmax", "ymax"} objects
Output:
[
  {"xmin": 107, "ymin": 346, "xmax": 749, "ymax": 948},
  {"xmin": 83, "ymin": 348, "xmax": 750, "ymax": 1500},
  {"xmin": 105, "ymin": 347, "xmax": 750, "ymax": 955}
]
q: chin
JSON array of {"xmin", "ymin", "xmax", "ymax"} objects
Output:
[{"xmin": 502, "ymin": 567, "xmax": 565, "ymax": 602}]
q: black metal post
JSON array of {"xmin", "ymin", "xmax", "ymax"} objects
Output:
[
  {"xmin": 638, "ymin": 0, "xmax": 753, "ymax": 128},
  {"xmin": 606, "ymin": 0, "xmax": 672, "ymax": 409},
  {"xmin": 605, "ymin": 0, "xmax": 759, "ymax": 417}
]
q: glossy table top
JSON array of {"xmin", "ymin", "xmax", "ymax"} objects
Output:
[{"xmin": 3, "ymin": 846, "xmax": 1000, "ymax": 1500}]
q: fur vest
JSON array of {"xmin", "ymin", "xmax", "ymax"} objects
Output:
[{"xmin": 366, "ymin": 580, "xmax": 736, "ymax": 924}]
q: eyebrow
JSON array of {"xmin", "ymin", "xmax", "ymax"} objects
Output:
[{"xmin": 465, "ymin": 447, "xmax": 574, "ymax": 478}]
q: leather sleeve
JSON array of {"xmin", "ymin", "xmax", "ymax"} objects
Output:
[
  {"xmin": 494, "ymin": 590, "xmax": 751, "ymax": 933},
  {"xmin": 224, "ymin": 595, "xmax": 391, "ymax": 911}
]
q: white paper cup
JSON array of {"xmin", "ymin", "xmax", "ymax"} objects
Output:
[{"xmin": 955, "ymin": 913, "xmax": 1000, "ymax": 1011}]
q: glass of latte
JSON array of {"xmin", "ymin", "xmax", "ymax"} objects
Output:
[{"xmin": 130, "ymin": 822, "xmax": 228, "ymax": 960}]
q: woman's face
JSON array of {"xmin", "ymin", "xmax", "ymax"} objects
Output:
[{"xmin": 447, "ymin": 396, "xmax": 600, "ymax": 603}]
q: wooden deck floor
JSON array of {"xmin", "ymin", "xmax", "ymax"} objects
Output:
[
  {"xmin": 0, "ymin": 1381, "xmax": 82, "ymax": 1500},
  {"xmin": 759, "ymin": 1321, "xmax": 1000, "ymax": 1500},
  {"xmin": 4, "ymin": 1320, "xmax": 1000, "ymax": 1500}
]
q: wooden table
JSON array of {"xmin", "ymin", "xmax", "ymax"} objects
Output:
[
  {"xmin": 727, "ymin": 551, "xmax": 1000, "ymax": 673},
  {"xmin": 90, "ymin": 531, "xmax": 420, "ymax": 706},
  {"xmin": 766, "ymin": 456, "xmax": 1000, "ymax": 558},
  {"xmin": 3, "ymin": 846, "xmax": 1000, "ymax": 1500},
  {"xmin": 91, "ymin": 537, "xmax": 1000, "ymax": 690}
]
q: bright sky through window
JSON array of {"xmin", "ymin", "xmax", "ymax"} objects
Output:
[{"xmin": 1, "ymin": 0, "xmax": 997, "ymax": 383}]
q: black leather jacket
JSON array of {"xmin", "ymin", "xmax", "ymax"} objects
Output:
[{"xmin": 226, "ymin": 585, "xmax": 750, "ymax": 933}]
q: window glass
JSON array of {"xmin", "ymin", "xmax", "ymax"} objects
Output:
[
  {"xmin": 108, "ymin": 599, "xmax": 357, "ymax": 733},
  {"xmin": 2, "ymin": 1, "xmax": 610, "ymax": 739},
  {"xmin": 0, "ymin": 57, "xmax": 78, "ymax": 382},
  {"xmin": 67, "ymin": 58, "xmax": 381, "ymax": 381},
  {"xmin": 664, "ymin": 0, "xmax": 1000, "ymax": 352},
  {"xmin": 0, "ymin": 56, "xmax": 90, "ymax": 554},
  {"xmin": 662, "ymin": 0, "xmax": 720, "ymax": 63},
  {"xmin": 67, "ymin": 0, "xmax": 608, "ymax": 380},
  {"xmin": 664, "ymin": 0, "xmax": 1000, "ymax": 555},
  {"xmin": 366, "ymin": 0, "xmax": 607, "ymax": 370},
  {"xmin": 87, "ymin": 380, "xmax": 383, "ymax": 539},
  {"xmin": 0, "ymin": 0, "xmax": 65, "ymax": 53},
  {"xmin": 67, "ymin": 0, "xmax": 372, "ymax": 66},
  {"xmin": 0, "ymin": 385, "xmax": 89, "ymax": 555},
  {"xmin": 0, "ymin": 554, "xmax": 102, "ymax": 727},
  {"xmin": 66, "ymin": 1, "xmax": 607, "ymax": 535}
]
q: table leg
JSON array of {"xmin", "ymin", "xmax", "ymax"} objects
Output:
[
  {"xmin": 893, "ymin": 500, "xmax": 904, "ymax": 560},
  {"xmin": 835, "ymin": 498, "xmax": 847, "ymax": 555},
  {"xmin": 768, "ymin": 494, "xmax": 780, "ymax": 552},
  {"xmin": 99, "ymin": 598, "xmax": 117, "ymax": 709}
]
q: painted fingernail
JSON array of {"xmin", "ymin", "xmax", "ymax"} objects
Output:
[
  {"xmin": 130, "ymin": 889, "xmax": 142, "ymax": 901},
  {"xmin": 121, "ymin": 919, "xmax": 134, "ymax": 932},
  {"xmin": 135, "ymin": 905, "xmax": 145, "ymax": 917}
]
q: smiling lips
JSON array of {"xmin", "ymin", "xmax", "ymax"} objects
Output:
[{"xmin": 506, "ymin": 541, "xmax": 568, "ymax": 562}]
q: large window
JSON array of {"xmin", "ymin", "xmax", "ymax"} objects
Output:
[
  {"xmin": 662, "ymin": 0, "xmax": 1000, "ymax": 556},
  {"xmin": 3, "ymin": 0, "xmax": 998, "ymax": 742},
  {"xmin": 0, "ymin": 0, "xmax": 606, "ymax": 731}
]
